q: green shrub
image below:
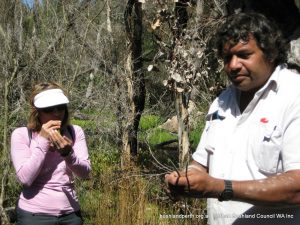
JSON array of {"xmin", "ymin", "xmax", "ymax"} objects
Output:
[
  {"xmin": 90, "ymin": 149, "xmax": 120, "ymax": 175},
  {"xmin": 139, "ymin": 115, "xmax": 162, "ymax": 130},
  {"xmin": 147, "ymin": 129, "xmax": 177, "ymax": 146},
  {"xmin": 189, "ymin": 120, "xmax": 205, "ymax": 150},
  {"xmin": 71, "ymin": 118, "xmax": 97, "ymax": 130}
]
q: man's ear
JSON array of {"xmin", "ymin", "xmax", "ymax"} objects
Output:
[{"xmin": 270, "ymin": 57, "xmax": 276, "ymax": 63}]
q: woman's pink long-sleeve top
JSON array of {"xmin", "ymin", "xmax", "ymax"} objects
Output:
[{"xmin": 10, "ymin": 125, "xmax": 91, "ymax": 216}]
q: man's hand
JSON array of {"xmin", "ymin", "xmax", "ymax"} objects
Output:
[{"xmin": 164, "ymin": 165, "xmax": 216, "ymax": 199}]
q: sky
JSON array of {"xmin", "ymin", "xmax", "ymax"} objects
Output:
[{"xmin": 22, "ymin": 0, "xmax": 36, "ymax": 8}]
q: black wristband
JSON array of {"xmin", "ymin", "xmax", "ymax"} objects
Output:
[
  {"xmin": 60, "ymin": 149, "xmax": 72, "ymax": 157},
  {"xmin": 218, "ymin": 180, "xmax": 233, "ymax": 201}
]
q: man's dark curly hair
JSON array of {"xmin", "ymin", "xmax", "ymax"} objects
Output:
[{"xmin": 216, "ymin": 12, "xmax": 288, "ymax": 65}]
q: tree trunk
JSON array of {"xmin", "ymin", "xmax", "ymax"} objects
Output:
[
  {"xmin": 175, "ymin": 85, "xmax": 190, "ymax": 169},
  {"xmin": 174, "ymin": 0, "xmax": 189, "ymax": 38},
  {"xmin": 122, "ymin": 0, "xmax": 145, "ymax": 166},
  {"xmin": 196, "ymin": 0, "xmax": 204, "ymax": 21},
  {"xmin": 174, "ymin": 1, "xmax": 190, "ymax": 169}
]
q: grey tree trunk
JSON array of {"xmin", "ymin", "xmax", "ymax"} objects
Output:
[{"xmin": 174, "ymin": 0, "xmax": 190, "ymax": 169}]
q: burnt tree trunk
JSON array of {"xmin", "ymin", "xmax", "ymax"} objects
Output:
[
  {"xmin": 123, "ymin": 0, "xmax": 145, "ymax": 165},
  {"xmin": 226, "ymin": 0, "xmax": 300, "ymax": 38},
  {"xmin": 226, "ymin": 0, "xmax": 300, "ymax": 69}
]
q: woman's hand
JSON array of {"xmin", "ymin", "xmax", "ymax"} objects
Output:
[
  {"xmin": 39, "ymin": 120, "xmax": 61, "ymax": 140},
  {"xmin": 49, "ymin": 129, "xmax": 73, "ymax": 156},
  {"xmin": 39, "ymin": 120, "xmax": 73, "ymax": 156}
]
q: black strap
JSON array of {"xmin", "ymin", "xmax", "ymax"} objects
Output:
[
  {"xmin": 66, "ymin": 125, "xmax": 75, "ymax": 142},
  {"xmin": 27, "ymin": 127, "xmax": 32, "ymax": 145}
]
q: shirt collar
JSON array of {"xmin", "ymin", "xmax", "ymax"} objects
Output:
[
  {"xmin": 233, "ymin": 64, "xmax": 284, "ymax": 100},
  {"xmin": 255, "ymin": 64, "xmax": 285, "ymax": 95},
  {"xmin": 208, "ymin": 65, "xmax": 285, "ymax": 120}
]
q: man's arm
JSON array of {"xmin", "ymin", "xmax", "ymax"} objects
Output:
[
  {"xmin": 233, "ymin": 170, "xmax": 300, "ymax": 205},
  {"xmin": 165, "ymin": 161, "xmax": 300, "ymax": 205}
]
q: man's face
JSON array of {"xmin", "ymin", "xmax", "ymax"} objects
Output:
[{"xmin": 223, "ymin": 36, "xmax": 275, "ymax": 93}]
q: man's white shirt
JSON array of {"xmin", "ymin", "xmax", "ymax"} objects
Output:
[{"xmin": 193, "ymin": 65, "xmax": 300, "ymax": 224}]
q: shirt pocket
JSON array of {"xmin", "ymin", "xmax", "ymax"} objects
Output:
[
  {"xmin": 251, "ymin": 123, "xmax": 283, "ymax": 175},
  {"xmin": 205, "ymin": 119, "xmax": 223, "ymax": 151}
]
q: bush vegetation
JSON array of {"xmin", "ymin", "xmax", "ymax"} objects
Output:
[
  {"xmin": 7, "ymin": 111, "xmax": 208, "ymax": 225},
  {"xmin": 74, "ymin": 112, "xmax": 207, "ymax": 225},
  {"xmin": 0, "ymin": 1, "xmax": 220, "ymax": 224}
]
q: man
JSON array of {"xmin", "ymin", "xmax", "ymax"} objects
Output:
[{"xmin": 165, "ymin": 12, "xmax": 300, "ymax": 224}]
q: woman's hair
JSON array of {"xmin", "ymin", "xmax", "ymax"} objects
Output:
[
  {"xmin": 27, "ymin": 82, "xmax": 70, "ymax": 131},
  {"xmin": 215, "ymin": 12, "xmax": 288, "ymax": 65}
]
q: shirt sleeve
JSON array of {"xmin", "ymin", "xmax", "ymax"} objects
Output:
[
  {"xmin": 192, "ymin": 87, "xmax": 235, "ymax": 169},
  {"xmin": 282, "ymin": 94, "xmax": 300, "ymax": 172},
  {"xmin": 10, "ymin": 127, "xmax": 50, "ymax": 186},
  {"xmin": 192, "ymin": 120, "xmax": 210, "ymax": 167},
  {"xmin": 64, "ymin": 125, "xmax": 91, "ymax": 179}
]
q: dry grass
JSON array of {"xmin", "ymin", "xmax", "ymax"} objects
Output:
[{"xmin": 79, "ymin": 166, "xmax": 207, "ymax": 225}]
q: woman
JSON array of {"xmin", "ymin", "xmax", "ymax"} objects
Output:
[{"xmin": 11, "ymin": 82, "xmax": 91, "ymax": 225}]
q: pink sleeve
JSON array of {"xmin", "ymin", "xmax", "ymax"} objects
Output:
[
  {"xmin": 64, "ymin": 125, "xmax": 91, "ymax": 179},
  {"xmin": 10, "ymin": 127, "xmax": 50, "ymax": 186}
]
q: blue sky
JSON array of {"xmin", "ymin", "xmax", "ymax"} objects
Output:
[{"xmin": 22, "ymin": 0, "xmax": 35, "ymax": 8}]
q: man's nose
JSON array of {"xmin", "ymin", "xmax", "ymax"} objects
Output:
[{"xmin": 228, "ymin": 55, "xmax": 242, "ymax": 70}]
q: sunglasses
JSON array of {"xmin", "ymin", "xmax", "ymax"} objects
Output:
[{"xmin": 39, "ymin": 105, "xmax": 67, "ymax": 113}]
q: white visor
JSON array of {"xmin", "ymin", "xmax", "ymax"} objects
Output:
[{"xmin": 34, "ymin": 89, "xmax": 69, "ymax": 108}]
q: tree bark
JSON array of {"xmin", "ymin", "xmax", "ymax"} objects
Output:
[
  {"xmin": 173, "ymin": 1, "xmax": 190, "ymax": 169},
  {"xmin": 175, "ymin": 85, "xmax": 190, "ymax": 168},
  {"xmin": 123, "ymin": 0, "xmax": 145, "ymax": 164}
]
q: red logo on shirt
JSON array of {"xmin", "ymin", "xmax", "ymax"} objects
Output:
[{"xmin": 260, "ymin": 117, "xmax": 269, "ymax": 123}]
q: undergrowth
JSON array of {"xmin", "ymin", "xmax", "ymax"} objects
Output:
[
  {"xmin": 75, "ymin": 113, "xmax": 207, "ymax": 225},
  {"xmin": 7, "ymin": 113, "xmax": 207, "ymax": 225}
]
